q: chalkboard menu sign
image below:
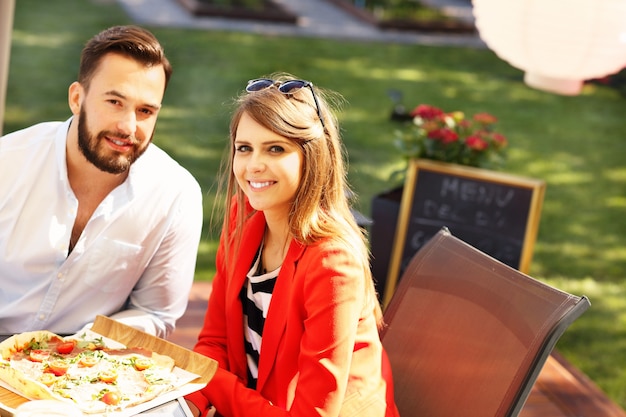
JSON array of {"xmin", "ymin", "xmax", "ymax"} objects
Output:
[{"xmin": 382, "ymin": 159, "xmax": 545, "ymax": 307}]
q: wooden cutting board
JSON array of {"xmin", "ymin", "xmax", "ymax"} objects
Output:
[
  {"xmin": 0, "ymin": 388, "xmax": 26, "ymax": 415},
  {"xmin": 90, "ymin": 315, "xmax": 217, "ymax": 385}
]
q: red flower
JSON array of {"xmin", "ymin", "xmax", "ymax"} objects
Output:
[
  {"xmin": 410, "ymin": 104, "xmax": 445, "ymax": 120},
  {"xmin": 428, "ymin": 128, "xmax": 459, "ymax": 144},
  {"xmin": 491, "ymin": 133, "xmax": 507, "ymax": 148},
  {"xmin": 465, "ymin": 136, "xmax": 489, "ymax": 151},
  {"xmin": 420, "ymin": 120, "xmax": 440, "ymax": 132},
  {"xmin": 395, "ymin": 104, "xmax": 508, "ymax": 169},
  {"xmin": 458, "ymin": 119, "xmax": 472, "ymax": 129},
  {"xmin": 473, "ymin": 112, "xmax": 498, "ymax": 125}
]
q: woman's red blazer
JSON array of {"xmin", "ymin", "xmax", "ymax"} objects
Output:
[{"xmin": 186, "ymin": 202, "xmax": 398, "ymax": 417}]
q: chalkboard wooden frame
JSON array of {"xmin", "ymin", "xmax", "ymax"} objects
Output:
[{"xmin": 382, "ymin": 159, "xmax": 546, "ymax": 307}]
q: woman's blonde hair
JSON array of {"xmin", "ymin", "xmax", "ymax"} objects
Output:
[{"xmin": 217, "ymin": 73, "xmax": 382, "ymax": 324}]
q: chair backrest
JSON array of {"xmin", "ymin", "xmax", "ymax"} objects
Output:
[{"xmin": 381, "ymin": 228, "xmax": 590, "ymax": 417}]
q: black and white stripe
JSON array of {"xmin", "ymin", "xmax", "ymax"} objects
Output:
[{"xmin": 240, "ymin": 247, "xmax": 278, "ymax": 389}]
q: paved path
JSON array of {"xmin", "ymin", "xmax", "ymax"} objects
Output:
[
  {"xmin": 116, "ymin": 0, "xmax": 486, "ymax": 48},
  {"xmin": 169, "ymin": 281, "xmax": 211, "ymax": 349}
]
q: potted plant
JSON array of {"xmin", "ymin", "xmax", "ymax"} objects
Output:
[
  {"xmin": 393, "ymin": 103, "xmax": 508, "ymax": 174},
  {"xmin": 371, "ymin": 104, "xmax": 510, "ymax": 300}
]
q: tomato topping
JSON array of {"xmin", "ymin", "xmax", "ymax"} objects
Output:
[
  {"xmin": 29, "ymin": 349, "xmax": 51, "ymax": 363},
  {"xmin": 79, "ymin": 355, "xmax": 98, "ymax": 368},
  {"xmin": 38, "ymin": 373, "xmax": 58, "ymax": 387},
  {"xmin": 133, "ymin": 357, "xmax": 153, "ymax": 371},
  {"xmin": 99, "ymin": 369, "xmax": 118, "ymax": 383},
  {"xmin": 56, "ymin": 340, "xmax": 76, "ymax": 355},
  {"xmin": 47, "ymin": 359, "xmax": 70, "ymax": 376},
  {"xmin": 49, "ymin": 336, "xmax": 64, "ymax": 344},
  {"xmin": 101, "ymin": 391, "xmax": 121, "ymax": 405}
]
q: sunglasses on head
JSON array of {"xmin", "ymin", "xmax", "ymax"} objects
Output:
[{"xmin": 245, "ymin": 78, "xmax": 326, "ymax": 130}]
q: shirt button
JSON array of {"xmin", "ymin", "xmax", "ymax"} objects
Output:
[
  {"xmin": 39, "ymin": 314, "xmax": 46, "ymax": 320},
  {"xmin": 57, "ymin": 272, "xmax": 64, "ymax": 280}
]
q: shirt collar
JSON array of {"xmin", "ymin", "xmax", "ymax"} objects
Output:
[{"xmin": 56, "ymin": 116, "xmax": 137, "ymax": 202}]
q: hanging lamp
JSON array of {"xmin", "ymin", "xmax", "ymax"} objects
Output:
[{"xmin": 472, "ymin": 0, "xmax": 626, "ymax": 95}]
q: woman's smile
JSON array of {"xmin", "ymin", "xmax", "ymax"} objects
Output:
[{"xmin": 248, "ymin": 180, "xmax": 275, "ymax": 190}]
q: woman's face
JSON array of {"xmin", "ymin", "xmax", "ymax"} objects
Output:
[{"xmin": 233, "ymin": 112, "xmax": 303, "ymax": 220}]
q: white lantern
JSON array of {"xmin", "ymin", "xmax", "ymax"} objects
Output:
[{"xmin": 472, "ymin": 0, "xmax": 626, "ymax": 95}]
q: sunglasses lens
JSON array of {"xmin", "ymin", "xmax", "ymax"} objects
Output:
[
  {"xmin": 245, "ymin": 78, "xmax": 325, "ymax": 129},
  {"xmin": 246, "ymin": 79, "xmax": 274, "ymax": 92},
  {"xmin": 278, "ymin": 80, "xmax": 308, "ymax": 94}
]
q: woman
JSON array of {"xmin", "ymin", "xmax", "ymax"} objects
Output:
[{"xmin": 186, "ymin": 74, "xmax": 398, "ymax": 417}]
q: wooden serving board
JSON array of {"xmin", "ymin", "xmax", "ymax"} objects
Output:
[
  {"xmin": 0, "ymin": 387, "xmax": 26, "ymax": 415},
  {"xmin": 90, "ymin": 315, "xmax": 217, "ymax": 385},
  {"xmin": 0, "ymin": 315, "xmax": 218, "ymax": 416}
]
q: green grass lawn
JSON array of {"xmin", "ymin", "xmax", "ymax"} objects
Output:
[{"xmin": 6, "ymin": 0, "xmax": 626, "ymax": 408}]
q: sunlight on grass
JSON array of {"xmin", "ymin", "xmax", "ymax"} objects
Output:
[
  {"xmin": 605, "ymin": 246, "xmax": 626, "ymax": 262},
  {"xmin": 194, "ymin": 240, "xmax": 218, "ymax": 281},
  {"xmin": 607, "ymin": 196, "xmax": 626, "ymax": 208},
  {"xmin": 316, "ymin": 57, "xmax": 431, "ymax": 82},
  {"xmin": 352, "ymin": 160, "xmax": 405, "ymax": 184},
  {"xmin": 387, "ymin": 68, "xmax": 430, "ymax": 81},
  {"xmin": 168, "ymin": 143, "xmax": 220, "ymax": 159},
  {"xmin": 3, "ymin": 107, "xmax": 37, "ymax": 127},
  {"xmin": 546, "ymin": 170, "xmax": 594, "ymax": 185},
  {"xmin": 604, "ymin": 167, "xmax": 626, "ymax": 181},
  {"xmin": 540, "ymin": 277, "xmax": 626, "ymax": 406},
  {"xmin": 10, "ymin": 30, "xmax": 73, "ymax": 48},
  {"xmin": 505, "ymin": 83, "xmax": 545, "ymax": 98}
]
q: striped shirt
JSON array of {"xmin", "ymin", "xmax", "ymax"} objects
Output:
[{"xmin": 240, "ymin": 246, "xmax": 279, "ymax": 389}]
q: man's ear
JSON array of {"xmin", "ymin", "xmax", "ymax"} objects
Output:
[{"xmin": 68, "ymin": 81, "xmax": 83, "ymax": 115}]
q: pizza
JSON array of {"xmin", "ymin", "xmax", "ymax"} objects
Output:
[{"xmin": 0, "ymin": 330, "xmax": 179, "ymax": 414}]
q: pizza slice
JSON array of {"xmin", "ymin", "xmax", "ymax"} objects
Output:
[{"xmin": 0, "ymin": 330, "xmax": 179, "ymax": 414}]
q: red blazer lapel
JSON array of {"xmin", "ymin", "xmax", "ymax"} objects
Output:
[
  {"xmin": 225, "ymin": 211, "xmax": 266, "ymax": 377},
  {"xmin": 256, "ymin": 240, "xmax": 306, "ymax": 390}
]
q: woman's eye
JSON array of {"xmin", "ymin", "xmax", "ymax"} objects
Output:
[
  {"xmin": 269, "ymin": 145, "xmax": 285, "ymax": 153},
  {"xmin": 235, "ymin": 145, "xmax": 251, "ymax": 152}
]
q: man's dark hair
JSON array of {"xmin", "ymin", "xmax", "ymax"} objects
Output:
[{"xmin": 78, "ymin": 25, "xmax": 173, "ymax": 91}]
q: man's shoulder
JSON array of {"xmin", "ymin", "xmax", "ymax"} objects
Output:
[
  {"xmin": 136, "ymin": 143, "xmax": 201, "ymax": 191},
  {"xmin": 1, "ymin": 121, "xmax": 64, "ymax": 149}
]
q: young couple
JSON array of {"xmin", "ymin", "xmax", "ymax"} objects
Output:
[{"xmin": 0, "ymin": 25, "xmax": 397, "ymax": 417}]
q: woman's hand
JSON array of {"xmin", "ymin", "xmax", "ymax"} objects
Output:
[{"xmin": 186, "ymin": 399, "xmax": 202, "ymax": 417}]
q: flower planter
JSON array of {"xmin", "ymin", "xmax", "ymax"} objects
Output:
[
  {"xmin": 325, "ymin": 0, "xmax": 476, "ymax": 33},
  {"xmin": 177, "ymin": 0, "xmax": 298, "ymax": 23},
  {"xmin": 369, "ymin": 186, "xmax": 403, "ymax": 302}
]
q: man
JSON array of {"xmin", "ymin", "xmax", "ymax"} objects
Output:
[{"xmin": 0, "ymin": 25, "xmax": 203, "ymax": 339}]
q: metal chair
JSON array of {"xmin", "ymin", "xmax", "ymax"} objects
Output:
[{"xmin": 381, "ymin": 228, "xmax": 590, "ymax": 417}]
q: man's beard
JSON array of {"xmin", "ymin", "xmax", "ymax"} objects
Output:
[{"xmin": 77, "ymin": 107, "xmax": 152, "ymax": 174}]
